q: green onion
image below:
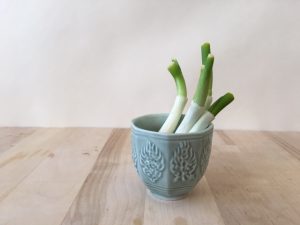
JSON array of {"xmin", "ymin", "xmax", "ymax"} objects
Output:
[
  {"xmin": 201, "ymin": 42, "xmax": 211, "ymax": 65},
  {"xmin": 175, "ymin": 46, "xmax": 214, "ymax": 133},
  {"xmin": 193, "ymin": 54, "xmax": 214, "ymax": 106},
  {"xmin": 190, "ymin": 93, "xmax": 235, "ymax": 132},
  {"xmin": 159, "ymin": 59, "xmax": 188, "ymax": 133},
  {"xmin": 208, "ymin": 92, "xmax": 234, "ymax": 116},
  {"xmin": 167, "ymin": 59, "xmax": 187, "ymax": 97},
  {"xmin": 202, "ymin": 42, "xmax": 213, "ymax": 109}
]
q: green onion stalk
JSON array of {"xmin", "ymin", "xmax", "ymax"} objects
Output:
[
  {"xmin": 175, "ymin": 45, "xmax": 214, "ymax": 133},
  {"xmin": 202, "ymin": 43, "xmax": 213, "ymax": 109},
  {"xmin": 159, "ymin": 59, "xmax": 187, "ymax": 133},
  {"xmin": 205, "ymin": 72, "xmax": 213, "ymax": 109},
  {"xmin": 190, "ymin": 92, "xmax": 234, "ymax": 132}
]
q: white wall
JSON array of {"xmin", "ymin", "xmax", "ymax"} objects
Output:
[{"xmin": 0, "ymin": 0, "xmax": 299, "ymax": 130}]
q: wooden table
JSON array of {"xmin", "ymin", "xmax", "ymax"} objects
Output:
[{"xmin": 0, "ymin": 128, "xmax": 299, "ymax": 225}]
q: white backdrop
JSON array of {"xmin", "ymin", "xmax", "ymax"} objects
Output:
[{"xmin": 0, "ymin": 0, "xmax": 299, "ymax": 130}]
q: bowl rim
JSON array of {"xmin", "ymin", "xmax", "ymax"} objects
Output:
[{"xmin": 131, "ymin": 113, "xmax": 213, "ymax": 139}]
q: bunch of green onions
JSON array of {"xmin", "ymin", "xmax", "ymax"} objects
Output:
[{"xmin": 159, "ymin": 42, "xmax": 234, "ymax": 134}]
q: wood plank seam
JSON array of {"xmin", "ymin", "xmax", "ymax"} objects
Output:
[
  {"xmin": 0, "ymin": 129, "xmax": 67, "ymax": 202},
  {"xmin": 61, "ymin": 128, "xmax": 129, "ymax": 225},
  {"xmin": 0, "ymin": 155, "xmax": 47, "ymax": 203},
  {"xmin": 263, "ymin": 131, "xmax": 300, "ymax": 160},
  {"xmin": 0, "ymin": 128, "xmax": 113, "ymax": 225},
  {"xmin": 215, "ymin": 130, "xmax": 235, "ymax": 145}
]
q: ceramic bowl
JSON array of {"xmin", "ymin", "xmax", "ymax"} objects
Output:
[{"xmin": 131, "ymin": 114, "xmax": 213, "ymax": 200}]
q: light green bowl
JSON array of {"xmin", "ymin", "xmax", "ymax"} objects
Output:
[{"xmin": 131, "ymin": 114, "xmax": 213, "ymax": 200}]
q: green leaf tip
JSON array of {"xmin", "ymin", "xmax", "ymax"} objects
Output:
[
  {"xmin": 201, "ymin": 43, "xmax": 213, "ymax": 96},
  {"xmin": 208, "ymin": 92, "xmax": 234, "ymax": 116},
  {"xmin": 201, "ymin": 42, "xmax": 211, "ymax": 65},
  {"xmin": 167, "ymin": 59, "xmax": 187, "ymax": 97},
  {"xmin": 193, "ymin": 54, "xmax": 214, "ymax": 106}
]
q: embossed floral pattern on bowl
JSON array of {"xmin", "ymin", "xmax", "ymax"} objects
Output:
[{"xmin": 131, "ymin": 114, "xmax": 213, "ymax": 200}]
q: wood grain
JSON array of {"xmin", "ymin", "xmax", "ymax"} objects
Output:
[
  {"xmin": 0, "ymin": 128, "xmax": 112, "ymax": 225},
  {"xmin": 0, "ymin": 128, "xmax": 67, "ymax": 202},
  {"xmin": 206, "ymin": 131, "xmax": 300, "ymax": 225},
  {"xmin": 143, "ymin": 177, "xmax": 224, "ymax": 225},
  {"xmin": 0, "ymin": 128, "xmax": 36, "ymax": 155},
  {"xmin": 0, "ymin": 128, "xmax": 299, "ymax": 225},
  {"xmin": 62, "ymin": 129, "xmax": 146, "ymax": 225},
  {"xmin": 263, "ymin": 131, "xmax": 300, "ymax": 160}
]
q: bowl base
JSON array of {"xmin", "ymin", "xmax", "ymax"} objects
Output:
[{"xmin": 147, "ymin": 189, "xmax": 188, "ymax": 201}]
